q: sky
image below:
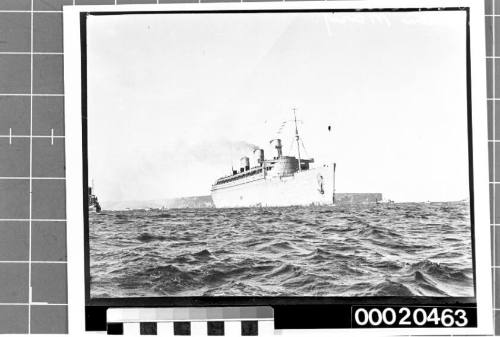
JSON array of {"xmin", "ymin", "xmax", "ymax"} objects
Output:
[{"xmin": 86, "ymin": 10, "xmax": 469, "ymax": 203}]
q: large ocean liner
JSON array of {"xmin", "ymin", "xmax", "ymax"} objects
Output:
[{"xmin": 211, "ymin": 112, "xmax": 336, "ymax": 208}]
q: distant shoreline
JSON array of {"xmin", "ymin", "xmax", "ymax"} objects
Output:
[{"xmin": 96, "ymin": 193, "xmax": 467, "ymax": 211}]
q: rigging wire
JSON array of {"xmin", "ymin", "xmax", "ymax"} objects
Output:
[{"xmin": 300, "ymin": 138, "xmax": 309, "ymax": 158}]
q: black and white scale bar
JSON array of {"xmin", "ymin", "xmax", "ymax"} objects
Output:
[{"xmin": 106, "ymin": 307, "xmax": 274, "ymax": 336}]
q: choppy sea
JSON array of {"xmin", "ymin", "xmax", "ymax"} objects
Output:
[{"xmin": 89, "ymin": 202, "xmax": 474, "ymax": 298}]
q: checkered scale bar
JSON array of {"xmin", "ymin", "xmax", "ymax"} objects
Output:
[{"xmin": 107, "ymin": 307, "xmax": 274, "ymax": 336}]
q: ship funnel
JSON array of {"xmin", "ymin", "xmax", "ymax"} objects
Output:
[
  {"xmin": 240, "ymin": 156, "xmax": 250, "ymax": 172},
  {"xmin": 270, "ymin": 139, "xmax": 282, "ymax": 158},
  {"xmin": 254, "ymin": 149, "xmax": 264, "ymax": 166}
]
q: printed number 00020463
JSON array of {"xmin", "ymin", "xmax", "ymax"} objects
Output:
[{"xmin": 353, "ymin": 307, "xmax": 469, "ymax": 328}]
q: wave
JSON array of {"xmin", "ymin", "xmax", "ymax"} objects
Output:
[
  {"xmin": 268, "ymin": 263, "xmax": 302, "ymax": 278},
  {"xmin": 362, "ymin": 280, "xmax": 414, "ymax": 296},
  {"xmin": 412, "ymin": 271, "xmax": 448, "ymax": 296},
  {"xmin": 201, "ymin": 264, "xmax": 263, "ymax": 284},
  {"xmin": 192, "ymin": 249, "xmax": 212, "ymax": 259},
  {"xmin": 114, "ymin": 220, "xmax": 132, "ymax": 225},
  {"xmin": 270, "ymin": 241, "xmax": 294, "ymax": 250},
  {"xmin": 371, "ymin": 260, "xmax": 402, "ymax": 271},
  {"xmin": 139, "ymin": 264, "xmax": 200, "ymax": 294},
  {"xmin": 151, "ymin": 213, "xmax": 176, "ymax": 219},
  {"xmin": 89, "ymin": 202, "xmax": 473, "ymax": 297},
  {"xmin": 256, "ymin": 240, "xmax": 295, "ymax": 253},
  {"xmin": 356, "ymin": 225, "xmax": 401, "ymax": 240},
  {"xmin": 408, "ymin": 260, "xmax": 470, "ymax": 282},
  {"xmin": 136, "ymin": 232, "xmax": 167, "ymax": 242}
]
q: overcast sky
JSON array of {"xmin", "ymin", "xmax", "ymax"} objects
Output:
[{"xmin": 86, "ymin": 10, "xmax": 469, "ymax": 203}]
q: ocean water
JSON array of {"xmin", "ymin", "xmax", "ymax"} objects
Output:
[{"xmin": 89, "ymin": 202, "xmax": 474, "ymax": 298}]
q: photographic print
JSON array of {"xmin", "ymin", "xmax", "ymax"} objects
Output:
[
  {"xmin": 83, "ymin": 8, "xmax": 475, "ymax": 299},
  {"xmin": 62, "ymin": 0, "xmax": 494, "ymax": 332}
]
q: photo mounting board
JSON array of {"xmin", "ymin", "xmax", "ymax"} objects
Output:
[{"xmin": 63, "ymin": 0, "xmax": 493, "ymax": 335}]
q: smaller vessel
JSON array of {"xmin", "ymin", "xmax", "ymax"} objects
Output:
[{"xmin": 88, "ymin": 181, "xmax": 101, "ymax": 213}]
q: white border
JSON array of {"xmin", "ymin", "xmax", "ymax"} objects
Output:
[{"xmin": 64, "ymin": 1, "xmax": 492, "ymax": 335}]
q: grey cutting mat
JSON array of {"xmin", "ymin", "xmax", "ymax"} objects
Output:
[{"xmin": 0, "ymin": 0, "xmax": 497, "ymax": 334}]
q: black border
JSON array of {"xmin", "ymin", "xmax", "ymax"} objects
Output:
[{"xmin": 80, "ymin": 7, "xmax": 477, "ymax": 330}]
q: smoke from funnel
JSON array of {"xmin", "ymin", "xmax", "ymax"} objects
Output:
[
  {"xmin": 159, "ymin": 139, "xmax": 261, "ymax": 166},
  {"xmin": 226, "ymin": 140, "xmax": 259, "ymax": 153}
]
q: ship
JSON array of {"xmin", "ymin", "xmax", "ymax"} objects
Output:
[
  {"xmin": 210, "ymin": 110, "xmax": 336, "ymax": 208},
  {"xmin": 88, "ymin": 181, "xmax": 101, "ymax": 213}
]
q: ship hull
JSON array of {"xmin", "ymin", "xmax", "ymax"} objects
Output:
[{"xmin": 211, "ymin": 164, "xmax": 335, "ymax": 208}]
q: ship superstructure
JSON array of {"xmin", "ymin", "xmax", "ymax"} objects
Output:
[
  {"xmin": 210, "ymin": 111, "xmax": 336, "ymax": 208},
  {"xmin": 88, "ymin": 181, "xmax": 101, "ymax": 213}
]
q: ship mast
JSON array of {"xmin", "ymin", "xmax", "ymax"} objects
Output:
[{"xmin": 293, "ymin": 108, "xmax": 302, "ymax": 172}]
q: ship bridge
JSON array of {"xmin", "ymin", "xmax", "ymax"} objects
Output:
[{"xmin": 212, "ymin": 148, "xmax": 314, "ymax": 189}]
